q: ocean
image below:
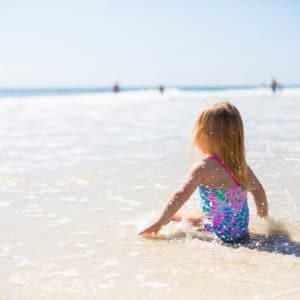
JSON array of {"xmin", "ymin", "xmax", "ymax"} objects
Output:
[
  {"xmin": 0, "ymin": 87, "xmax": 299, "ymax": 299},
  {"xmin": 0, "ymin": 85, "xmax": 285, "ymax": 98}
]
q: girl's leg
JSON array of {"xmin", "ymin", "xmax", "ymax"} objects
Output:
[{"xmin": 171, "ymin": 212, "xmax": 202, "ymax": 226}]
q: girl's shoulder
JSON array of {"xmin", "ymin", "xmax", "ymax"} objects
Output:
[
  {"xmin": 193, "ymin": 156, "xmax": 218, "ymax": 173},
  {"xmin": 190, "ymin": 157, "xmax": 211, "ymax": 173},
  {"xmin": 188, "ymin": 158, "xmax": 215, "ymax": 184},
  {"xmin": 196, "ymin": 157, "xmax": 239, "ymax": 188}
]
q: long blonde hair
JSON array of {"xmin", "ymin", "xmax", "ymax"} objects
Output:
[{"xmin": 193, "ymin": 102, "xmax": 248, "ymax": 190}]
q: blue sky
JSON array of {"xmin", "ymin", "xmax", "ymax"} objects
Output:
[{"xmin": 0, "ymin": 0, "xmax": 299, "ymax": 87}]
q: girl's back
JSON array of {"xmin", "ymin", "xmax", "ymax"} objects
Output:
[{"xmin": 198, "ymin": 155, "xmax": 249, "ymax": 243}]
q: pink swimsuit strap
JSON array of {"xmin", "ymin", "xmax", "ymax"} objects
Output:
[{"xmin": 207, "ymin": 155, "xmax": 240, "ymax": 187}]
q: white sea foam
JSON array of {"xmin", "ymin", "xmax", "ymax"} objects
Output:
[
  {"xmin": 10, "ymin": 274, "xmax": 25, "ymax": 285},
  {"xmin": 61, "ymin": 196, "xmax": 88, "ymax": 203},
  {"xmin": 140, "ymin": 281, "xmax": 169, "ymax": 289},
  {"xmin": 45, "ymin": 269, "xmax": 79, "ymax": 279},
  {"xmin": 14, "ymin": 256, "xmax": 38, "ymax": 268},
  {"xmin": 128, "ymin": 251, "xmax": 140, "ymax": 257},
  {"xmin": 102, "ymin": 257, "xmax": 119, "ymax": 268},
  {"xmin": 0, "ymin": 201, "xmax": 11, "ymax": 207}
]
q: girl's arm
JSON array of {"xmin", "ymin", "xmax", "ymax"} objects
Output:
[
  {"xmin": 138, "ymin": 163, "xmax": 205, "ymax": 236},
  {"xmin": 247, "ymin": 166, "xmax": 268, "ymax": 217}
]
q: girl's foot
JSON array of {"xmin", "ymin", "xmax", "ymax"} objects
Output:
[
  {"xmin": 170, "ymin": 213, "xmax": 183, "ymax": 222},
  {"xmin": 187, "ymin": 216, "xmax": 202, "ymax": 226},
  {"xmin": 171, "ymin": 214, "xmax": 202, "ymax": 226}
]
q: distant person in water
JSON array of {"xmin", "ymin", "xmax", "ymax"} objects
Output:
[
  {"xmin": 271, "ymin": 79, "xmax": 278, "ymax": 94},
  {"xmin": 159, "ymin": 85, "xmax": 164, "ymax": 94},
  {"xmin": 113, "ymin": 83, "xmax": 120, "ymax": 93}
]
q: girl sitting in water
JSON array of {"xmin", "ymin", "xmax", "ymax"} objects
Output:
[{"xmin": 139, "ymin": 102, "xmax": 268, "ymax": 243}]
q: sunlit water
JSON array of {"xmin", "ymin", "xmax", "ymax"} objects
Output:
[{"xmin": 0, "ymin": 88, "xmax": 299, "ymax": 299}]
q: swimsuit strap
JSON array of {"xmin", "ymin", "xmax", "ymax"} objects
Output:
[{"xmin": 207, "ymin": 155, "xmax": 240, "ymax": 187}]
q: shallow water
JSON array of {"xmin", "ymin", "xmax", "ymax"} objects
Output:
[{"xmin": 0, "ymin": 88, "xmax": 299, "ymax": 299}]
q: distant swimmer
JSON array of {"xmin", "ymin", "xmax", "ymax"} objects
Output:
[
  {"xmin": 159, "ymin": 85, "xmax": 164, "ymax": 94},
  {"xmin": 271, "ymin": 79, "xmax": 278, "ymax": 94},
  {"xmin": 113, "ymin": 83, "xmax": 120, "ymax": 93}
]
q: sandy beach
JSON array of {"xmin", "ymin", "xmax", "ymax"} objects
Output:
[{"xmin": 0, "ymin": 88, "xmax": 299, "ymax": 299}]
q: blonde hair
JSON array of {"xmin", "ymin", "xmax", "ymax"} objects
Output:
[{"xmin": 193, "ymin": 102, "xmax": 248, "ymax": 190}]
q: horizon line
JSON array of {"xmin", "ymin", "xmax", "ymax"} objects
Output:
[{"xmin": 1, "ymin": 83, "xmax": 300, "ymax": 90}]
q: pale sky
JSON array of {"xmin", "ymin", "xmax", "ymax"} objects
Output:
[{"xmin": 1, "ymin": 0, "xmax": 299, "ymax": 87}]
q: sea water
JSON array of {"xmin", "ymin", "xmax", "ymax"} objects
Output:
[{"xmin": 0, "ymin": 88, "xmax": 299, "ymax": 299}]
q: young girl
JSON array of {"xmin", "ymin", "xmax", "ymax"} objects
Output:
[{"xmin": 139, "ymin": 102, "xmax": 268, "ymax": 243}]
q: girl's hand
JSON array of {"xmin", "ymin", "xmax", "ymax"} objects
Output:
[{"xmin": 138, "ymin": 222, "xmax": 163, "ymax": 236}]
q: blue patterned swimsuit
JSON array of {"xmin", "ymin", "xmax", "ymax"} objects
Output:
[{"xmin": 198, "ymin": 155, "xmax": 249, "ymax": 243}]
